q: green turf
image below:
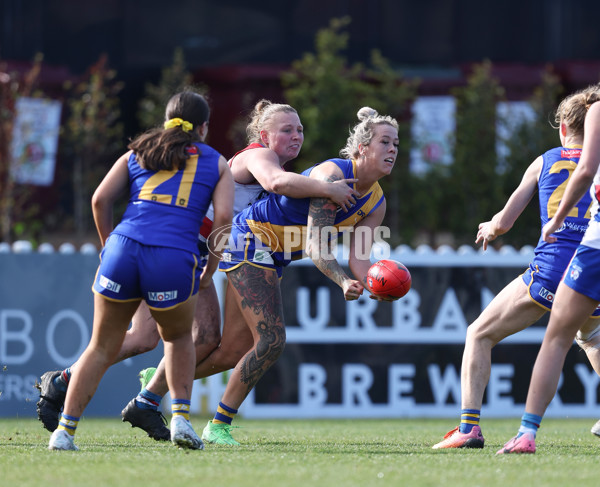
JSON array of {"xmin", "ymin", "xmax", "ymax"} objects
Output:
[{"xmin": 1, "ymin": 417, "xmax": 599, "ymax": 486}]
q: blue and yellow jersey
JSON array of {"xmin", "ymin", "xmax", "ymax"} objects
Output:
[
  {"xmin": 534, "ymin": 145, "xmax": 592, "ymax": 272},
  {"xmin": 233, "ymin": 158, "xmax": 384, "ymax": 265},
  {"xmin": 112, "ymin": 142, "xmax": 221, "ymax": 254}
]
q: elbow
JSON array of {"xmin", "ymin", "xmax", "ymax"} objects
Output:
[
  {"xmin": 305, "ymin": 242, "xmax": 319, "ymax": 262},
  {"xmin": 213, "ymin": 211, "xmax": 233, "ymax": 228},
  {"xmin": 581, "ymin": 165, "xmax": 597, "ymax": 181},
  {"xmin": 263, "ymin": 175, "xmax": 286, "ymax": 195},
  {"xmin": 91, "ymin": 190, "xmax": 106, "ymax": 215},
  {"xmin": 305, "ymin": 241, "xmax": 328, "ymax": 263},
  {"xmin": 212, "ymin": 202, "xmax": 234, "ymax": 227}
]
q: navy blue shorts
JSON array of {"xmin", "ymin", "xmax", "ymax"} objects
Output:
[
  {"xmin": 522, "ymin": 260, "xmax": 600, "ymax": 316},
  {"xmin": 93, "ymin": 234, "xmax": 203, "ymax": 310},
  {"xmin": 219, "ymin": 227, "xmax": 284, "ymax": 279}
]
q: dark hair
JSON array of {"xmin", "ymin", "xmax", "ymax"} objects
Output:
[{"xmin": 128, "ymin": 90, "xmax": 210, "ymax": 171}]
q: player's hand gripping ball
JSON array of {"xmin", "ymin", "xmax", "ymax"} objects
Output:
[{"xmin": 367, "ymin": 260, "xmax": 412, "ymax": 299}]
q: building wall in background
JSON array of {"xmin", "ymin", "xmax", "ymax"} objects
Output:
[{"xmin": 2, "ymin": 249, "xmax": 598, "ymax": 419}]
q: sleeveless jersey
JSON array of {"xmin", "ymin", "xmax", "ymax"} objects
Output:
[
  {"xmin": 113, "ymin": 142, "xmax": 221, "ymax": 254},
  {"xmin": 200, "ymin": 143, "xmax": 267, "ymax": 238},
  {"xmin": 236, "ymin": 158, "xmax": 384, "ymax": 265},
  {"xmin": 533, "ymin": 145, "xmax": 592, "ymax": 271}
]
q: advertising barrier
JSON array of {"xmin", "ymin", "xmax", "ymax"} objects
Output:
[{"xmin": 1, "ymin": 247, "xmax": 598, "ymax": 419}]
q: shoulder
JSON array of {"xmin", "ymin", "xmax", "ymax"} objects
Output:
[
  {"xmin": 309, "ymin": 158, "xmax": 347, "ymax": 180},
  {"xmin": 122, "ymin": 150, "xmax": 138, "ymax": 170},
  {"xmin": 588, "ymin": 101, "xmax": 600, "ymax": 120},
  {"xmin": 231, "ymin": 145, "xmax": 278, "ymax": 169}
]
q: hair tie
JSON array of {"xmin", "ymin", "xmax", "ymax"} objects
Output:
[{"xmin": 164, "ymin": 118, "xmax": 193, "ymax": 132}]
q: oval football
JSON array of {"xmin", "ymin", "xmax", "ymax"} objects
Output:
[{"xmin": 366, "ymin": 259, "xmax": 412, "ymax": 299}]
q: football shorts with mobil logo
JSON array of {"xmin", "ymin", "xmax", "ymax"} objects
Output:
[
  {"xmin": 522, "ymin": 260, "xmax": 600, "ymax": 316},
  {"xmin": 93, "ymin": 234, "xmax": 203, "ymax": 310},
  {"xmin": 219, "ymin": 221, "xmax": 284, "ymax": 279},
  {"xmin": 563, "ymin": 245, "xmax": 600, "ymax": 304}
]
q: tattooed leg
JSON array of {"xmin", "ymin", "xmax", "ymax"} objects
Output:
[{"xmin": 220, "ymin": 264, "xmax": 286, "ymax": 407}]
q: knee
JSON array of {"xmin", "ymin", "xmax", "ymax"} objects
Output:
[
  {"xmin": 222, "ymin": 348, "xmax": 246, "ymax": 370},
  {"xmin": 465, "ymin": 322, "xmax": 496, "ymax": 348},
  {"xmin": 258, "ymin": 324, "xmax": 286, "ymax": 362},
  {"xmin": 466, "ymin": 323, "xmax": 484, "ymax": 342},
  {"xmin": 124, "ymin": 329, "xmax": 160, "ymax": 355},
  {"xmin": 193, "ymin": 323, "xmax": 221, "ymax": 350},
  {"xmin": 576, "ymin": 325, "xmax": 600, "ymax": 352}
]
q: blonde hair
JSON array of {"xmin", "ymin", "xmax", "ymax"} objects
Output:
[
  {"xmin": 340, "ymin": 107, "xmax": 399, "ymax": 159},
  {"xmin": 246, "ymin": 99, "xmax": 299, "ymax": 144},
  {"xmin": 554, "ymin": 84, "xmax": 600, "ymax": 137}
]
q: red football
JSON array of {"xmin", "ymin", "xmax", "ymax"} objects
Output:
[{"xmin": 367, "ymin": 259, "xmax": 412, "ymax": 299}]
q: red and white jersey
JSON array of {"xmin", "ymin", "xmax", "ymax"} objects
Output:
[{"xmin": 199, "ymin": 143, "xmax": 267, "ymax": 240}]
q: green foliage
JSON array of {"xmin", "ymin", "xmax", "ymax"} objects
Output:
[
  {"xmin": 0, "ymin": 30, "xmax": 575, "ymax": 249},
  {"xmin": 445, "ymin": 60, "xmax": 506, "ymax": 244},
  {"xmin": 365, "ymin": 51, "xmax": 420, "ymax": 244},
  {"xmin": 282, "ymin": 17, "xmax": 367, "ymax": 168},
  {"xmin": 0, "ymin": 54, "xmax": 45, "ymax": 244},
  {"xmin": 283, "ymin": 24, "xmax": 572, "ymax": 248},
  {"xmin": 282, "ymin": 17, "xmax": 419, "ymax": 245},
  {"xmin": 60, "ymin": 55, "xmax": 124, "ymax": 236},
  {"xmin": 498, "ymin": 67, "xmax": 563, "ymax": 247},
  {"xmin": 137, "ymin": 47, "xmax": 203, "ymax": 130}
]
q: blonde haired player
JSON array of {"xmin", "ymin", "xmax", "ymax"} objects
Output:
[
  {"xmin": 433, "ymin": 85, "xmax": 600, "ymax": 451},
  {"xmin": 201, "ymin": 107, "xmax": 401, "ymax": 445},
  {"xmin": 498, "ymin": 93, "xmax": 600, "ymax": 453},
  {"xmin": 37, "ymin": 99, "xmax": 359, "ymax": 441}
]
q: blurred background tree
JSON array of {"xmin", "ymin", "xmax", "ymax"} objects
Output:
[
  {"xmin": 136, "ymin": 47, "xmax": 205, "ymax": 131},
  {"xmin": 496, "ymin": 67, "xmax": 564, "ymax": 248},
  {"xmin": 282, "ymin": 17, "xmax": 418, "ymax": 246},
  {"xmin": 0, "ymin": 54, "xmax": 45, "ymax": 243},
  {"xmin": 0, "ymin": 17, "xmax": 574, "ymax": 249},
  {"xmin": 59, "ymin": 55, "xmax": 124, "ymax": 238},
  {"xmin": 444, "ymin": 60, "xmax": 506, "ymax": 245},
  {"xmin": 282, "ymin": 17, "xmax": 369, "ymax": 168}
]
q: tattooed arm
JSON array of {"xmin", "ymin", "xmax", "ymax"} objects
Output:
[
  {"xmin": 306, "ymin": 166, "xmax": 364, "ymax": 301},
  {"xmin": 347, "ymin": 201, "xmax": 396, "ymax": 301}
]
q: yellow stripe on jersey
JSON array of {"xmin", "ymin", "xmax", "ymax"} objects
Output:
[{"xmin": 246, "ymin": 182, "xmax": 383, "ymax": 257}]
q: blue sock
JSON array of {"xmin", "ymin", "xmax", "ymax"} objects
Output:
[
  {"xmin": 53, "ymin": 368, "xmax": 70, "ymax": 392},
  {"xmin": 459, "ymin": 408, "xmax": 480, "ymax": 434},
  {"xmin": 213, "ymin": 401, "xmax": 238, "ymax": 425},
  {"xmin": 171, "ymin": 398, "xmax": 191, "ymax": 421},
  {"xmin": 135, "ymin": 388, "xmax": 163, "ymax": 410},
  {"xmin": 518, "ymin": 412, "xmax": 542, "ymax": 437}
]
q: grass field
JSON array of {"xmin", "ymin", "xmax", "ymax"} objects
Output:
[{"xmin": 1, "ymin": 417, "xmax": 599, "ymax": 487}]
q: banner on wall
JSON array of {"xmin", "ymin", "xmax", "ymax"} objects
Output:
[
  {"xmin": 1, "ymin": 252, "xmax": 598, "ymax": 419},
  {"xmin": 10, "ymin": 97, "xmax": 62, "ymax": 186},
  {"xmin": 410, "ymin": 96, "xmax": 455, "ymax": 175}
]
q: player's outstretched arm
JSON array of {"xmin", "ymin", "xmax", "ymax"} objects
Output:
[
  {"xmin": 476, "ymin": 155, "xmax": 541, "ymax": 250},
  {"xmin": 246, "ymin": 149, "xmax": 359, "ymax": 211}
]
